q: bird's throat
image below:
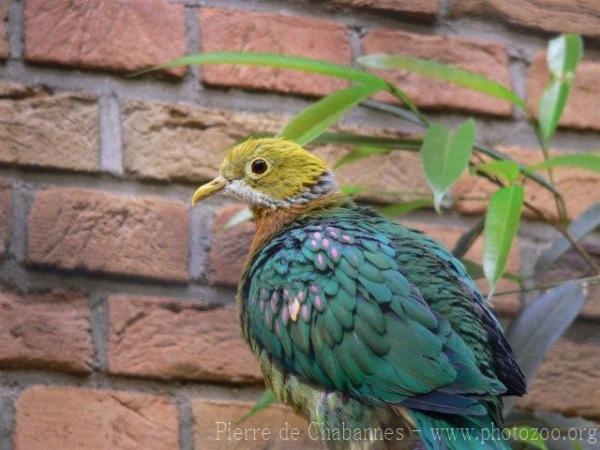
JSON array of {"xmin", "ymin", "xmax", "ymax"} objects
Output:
[{"xmin": 248, "ymin": 192, "xmax": 347, "ymax": 258}]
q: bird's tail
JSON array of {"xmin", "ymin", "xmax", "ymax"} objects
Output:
[{"xmin": 409, "ymin": 410, "xmax": 512, "ymax": 450}]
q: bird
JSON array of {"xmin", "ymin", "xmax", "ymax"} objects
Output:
[{"xmin": 192, "ymin": 138, "xmax": 526, "ymax": 450}]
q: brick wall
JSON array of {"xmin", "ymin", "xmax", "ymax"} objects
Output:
[{"xmin": 0, "ymin": 1, "xmax": 599, "ymax": 449}]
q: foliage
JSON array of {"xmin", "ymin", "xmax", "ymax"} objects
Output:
[
  {"xmin": 146, "ymin": 33, "xmax": 599, "ymax": 448},
  {"xmin": 420, "ymin": 119, "xmax": 475, "ymax": 211}
]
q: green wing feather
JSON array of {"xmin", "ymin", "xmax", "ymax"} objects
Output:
[{"xmin": 242, "ymin": 206, "xmax": 509, "ymax": 415}]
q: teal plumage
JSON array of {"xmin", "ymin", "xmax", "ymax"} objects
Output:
[
  {"xmin": 191, "ymin": 138, "xmax": 526, "ymax": 450},
  {"xmin": 240, "ymin": 203, "xmax": 525, "ymax": 450}
]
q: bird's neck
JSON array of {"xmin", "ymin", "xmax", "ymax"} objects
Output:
[{"xmin": 248, "ymin": 192, "xmax": 347, "ymax": 258}]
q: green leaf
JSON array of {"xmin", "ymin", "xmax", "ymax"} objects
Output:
[
  {"xmin": 525, "ymin": 152, "xmax": 600, "ymax": 174},
  {"xmin": 509, "ymin": 426, "xmax": 548, "ymax": 450},
  {"xmin": 504, "ymin": 281, "xmax": 585, "ymax": 414},
  {"xmin": 483, "ymin": 185, "xmax": 524, "ymax": 295},
  {"xmin": 377, "ymin": 198, "xmax": 433, "ymax": 217},
  {"xmin": 475, "ymin": 160, "xmax": 520, "ymax": 184},
  {"xmin": 421, "ymin": 119, "xmax": 476, "ymax": 211},
  {"xmin": 362, "ymin": 99, "xmax": 425, "ymax": 127},
  {"xmin": 537, "ymin": 35, "xmax": 584, "ymax": 144},
  {"xmin": 547, "ymin": 34, "xmax": 583, "ymax": 77},
  {"xmin": 359, "ymin": 54, "xmax": 526, "ymax": 109},
  {"xmin": 132, "ymin": 52, "xmax": 387, "ymax": 86},
  {"xmin": 538, "ymin": 80, "xmax": 570, "ymax": 141},
  {"xmin": 461, "ymin": 259, "xmax": 522, "ymax": 284},
  {"xmin": 461, "ymin": 259, "xmax": 485, "ymax": 280},
  {"xmin": 279, "ymin": 83, "xmax": 383, "ymax": 145},
  {"xmin": 236, "ymin": 389, "xmax": 278, "ymax": 424},
  {"xmin": 534, "ymin": 202, "xmax": 600, "ymax": 275},
  {"xmin": 334, "ymin": 146, "xmax": 390, "ymax": 169},
  {"xmin": 340, "ymin": 184, "xmax": 368, "ymax": 196},
  {"xmin": 224, "ymin": 207, "xmax": 253, "ymax": 229},
  {"xmin": 362, "ymin": 100, "xmax": 562, "ymax": 199},
  {"xmin": 386, "ymin": 84, "xmax": 430, "ymax": 126},
  {"xmin": 314, "ymin": 132, "xmax": 422, "ymax": 150}
]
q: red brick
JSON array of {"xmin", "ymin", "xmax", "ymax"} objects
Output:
[
  {"xmin": 517, "ymin": 339, "xmax": 600, "ymax": 421},
  {"xmin": 27, "ymin": 188, "xmax": 189, "ymax": 282},
  {"xmin": 0, "ymin": 180, "xmax": 10, "ymax": 260},
  {"xmin": 107, "ymin": 295, "xmax": 262, "ymax": 383},
  {"xmin": 0, "ymin": 290, "xmax": 92, "ymax": 373},
  {"xmin": 0, "ymin": 82, "xmax": 100, "ymax": 172},
  {"xmin": 361, "ymin": 29, "xmax": 512, "ymax": 116},
  {"xmin": 453, "ymin": 146, "xmax": 600, "ymax": 221},
  {"xmin": 450, "ymin": 0, "xmax": 600, "ymax": 39},
  {"xmin": 528, "ymin": 52, "xmax": 600, "ymax": 131},
  {"xmin": 0, "ymin": 0, "xmax": 8, "ymax": 59},
  {"xmin": 315, "ymin": 145, "xmax": 431, "ymax": 204},
  {"xmin": 199, "ymin": 8, "xmax": 351, "ymax": 96},
  {"xmin": 208, "ymin": 204, "xmax": 256, "ymax": 287},
  {"xmin": 327, "ymin": 0, "xmax": 438, "ymax": 20},
  {"xmin": 122, "ymin": 101, "xmax": 283, "ymax": 183},
  {"xmin": 14, "ymin": 386, "xmax": 179, "ymax": 450},
  {"xmin": 193, "ymin": 399, "xmax": 320, "ymax": 450},
  {"xmin": 24, "ymin": 0, "xmax": 186, "ymax": 76}
]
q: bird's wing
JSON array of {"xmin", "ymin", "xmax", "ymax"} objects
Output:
[
  {"xmin": 243, "ymin": 219, "xmax": 506, "ymax": 415},
  {"xmin": 390, "ymin": 225, "xmax": 526, "ymax": 398}
]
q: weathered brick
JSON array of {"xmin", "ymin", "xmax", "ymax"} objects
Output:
[
  {"xmin": 315, "ymin": 145, "xmax": 430, "ymax": 204},
  {"xmin": 453, "ymin": 146, "xmax": 600, "ymax": 221},
  {"xmin": 450, "ymin": 0, "xmax": 600, "ymax": 39},
  {"xmin": 193, "ymin": 399, "xmax": 321, "ymax": 450},
  {"xmin": 122, "ymin": 101, "xmax": 283, "ymax": 183},
  {"xmin": 14, "ymin": 386, "xmax": 179, "ymax": 450},
  {"xmin": 24, "ymin": 0, "xmax": 186, "ymax": 75},
  {"xmin": 0, "ymin": 290, "xmax": 92, "ymax": 373},
  {"xmin": 107, "ymin": 294, "xmax": 261, "ymax": 383},
  {"xmin": 0, "ymin": 179, "xmax": 10, "ymax": 260},
  {"xmin": 122, "ymin": 100, "xmax": 430, "ymax": 203},
  {"xmin": 327, "ymin": 0, "xmax": 438, "ymax": 20},
  {"xmin": 528, "ymin": 52, "xmax": 600, "ymax": 131},
  {"xmin": 27, "ymin": 188, "xmax": 189, "ymax": 282},
  {"xmin": 208, "ymin": 204, "xmax": 256, "ymax": 287},
  {"xmin": 361, "ymin": 29, "xmax": 512, "ymax": 116},
  {"xmin": 199, "ymin": 8, "xmax": 351, "ymax": 96},
  {"xmin": 517, "ymin": 338, "xmax": 600, "ymax": 420},
  {"xmin": 0, "ymin": 0, "xmax": 8, "ymax": 59},
  {"xmin": 208, "ymin": 205, "xmax": 521, "ymax": 314},
  {"xmin": 0, "ymin": 82, "xmax": 100, "ymax": 171}
]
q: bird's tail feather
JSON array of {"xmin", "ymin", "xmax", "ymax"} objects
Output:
[{"xmin": 409, "ymin": 410, "xmax": 512, "ymax": 450}]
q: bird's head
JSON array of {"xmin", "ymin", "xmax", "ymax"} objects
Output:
[{"xmin": 191, "ymin": 138, "xmax": 336, "ymax": 208}]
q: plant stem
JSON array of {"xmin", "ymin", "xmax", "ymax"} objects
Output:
[
  {"xmin": 530, "ymin": 115, "xmax": 570, "ymax": 225},
  {"xmin": 478, "ymin": 172, "xmax": 599, "ymax": 274},
  {"xmin": 521, "ymin": 201, "xmax": 599, "ymax": 274},
  {"xmin": 490, "ymin": 274, "xmax": 600, "ymax": 297},
  {"xmin": 387, "ymin": 84, "xmax": 431, "ymax": 127},
  {"xmin": 453, "ymin": 217, "xmax": 485, "ymax": 258}
]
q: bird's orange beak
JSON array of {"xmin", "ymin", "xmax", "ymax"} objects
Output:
[{"xmin": 191, "ymin": 176, "xmax": 227, "ymax": 206}]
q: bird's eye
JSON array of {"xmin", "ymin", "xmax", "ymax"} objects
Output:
[{"xmin": 250, "ymin": 158, "xmax": 269, "ymax": 175}]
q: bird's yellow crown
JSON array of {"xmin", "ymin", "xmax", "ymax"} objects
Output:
[{"xmin": 192, "ymin": 138, "xmax": 335, "ymax": 208}]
